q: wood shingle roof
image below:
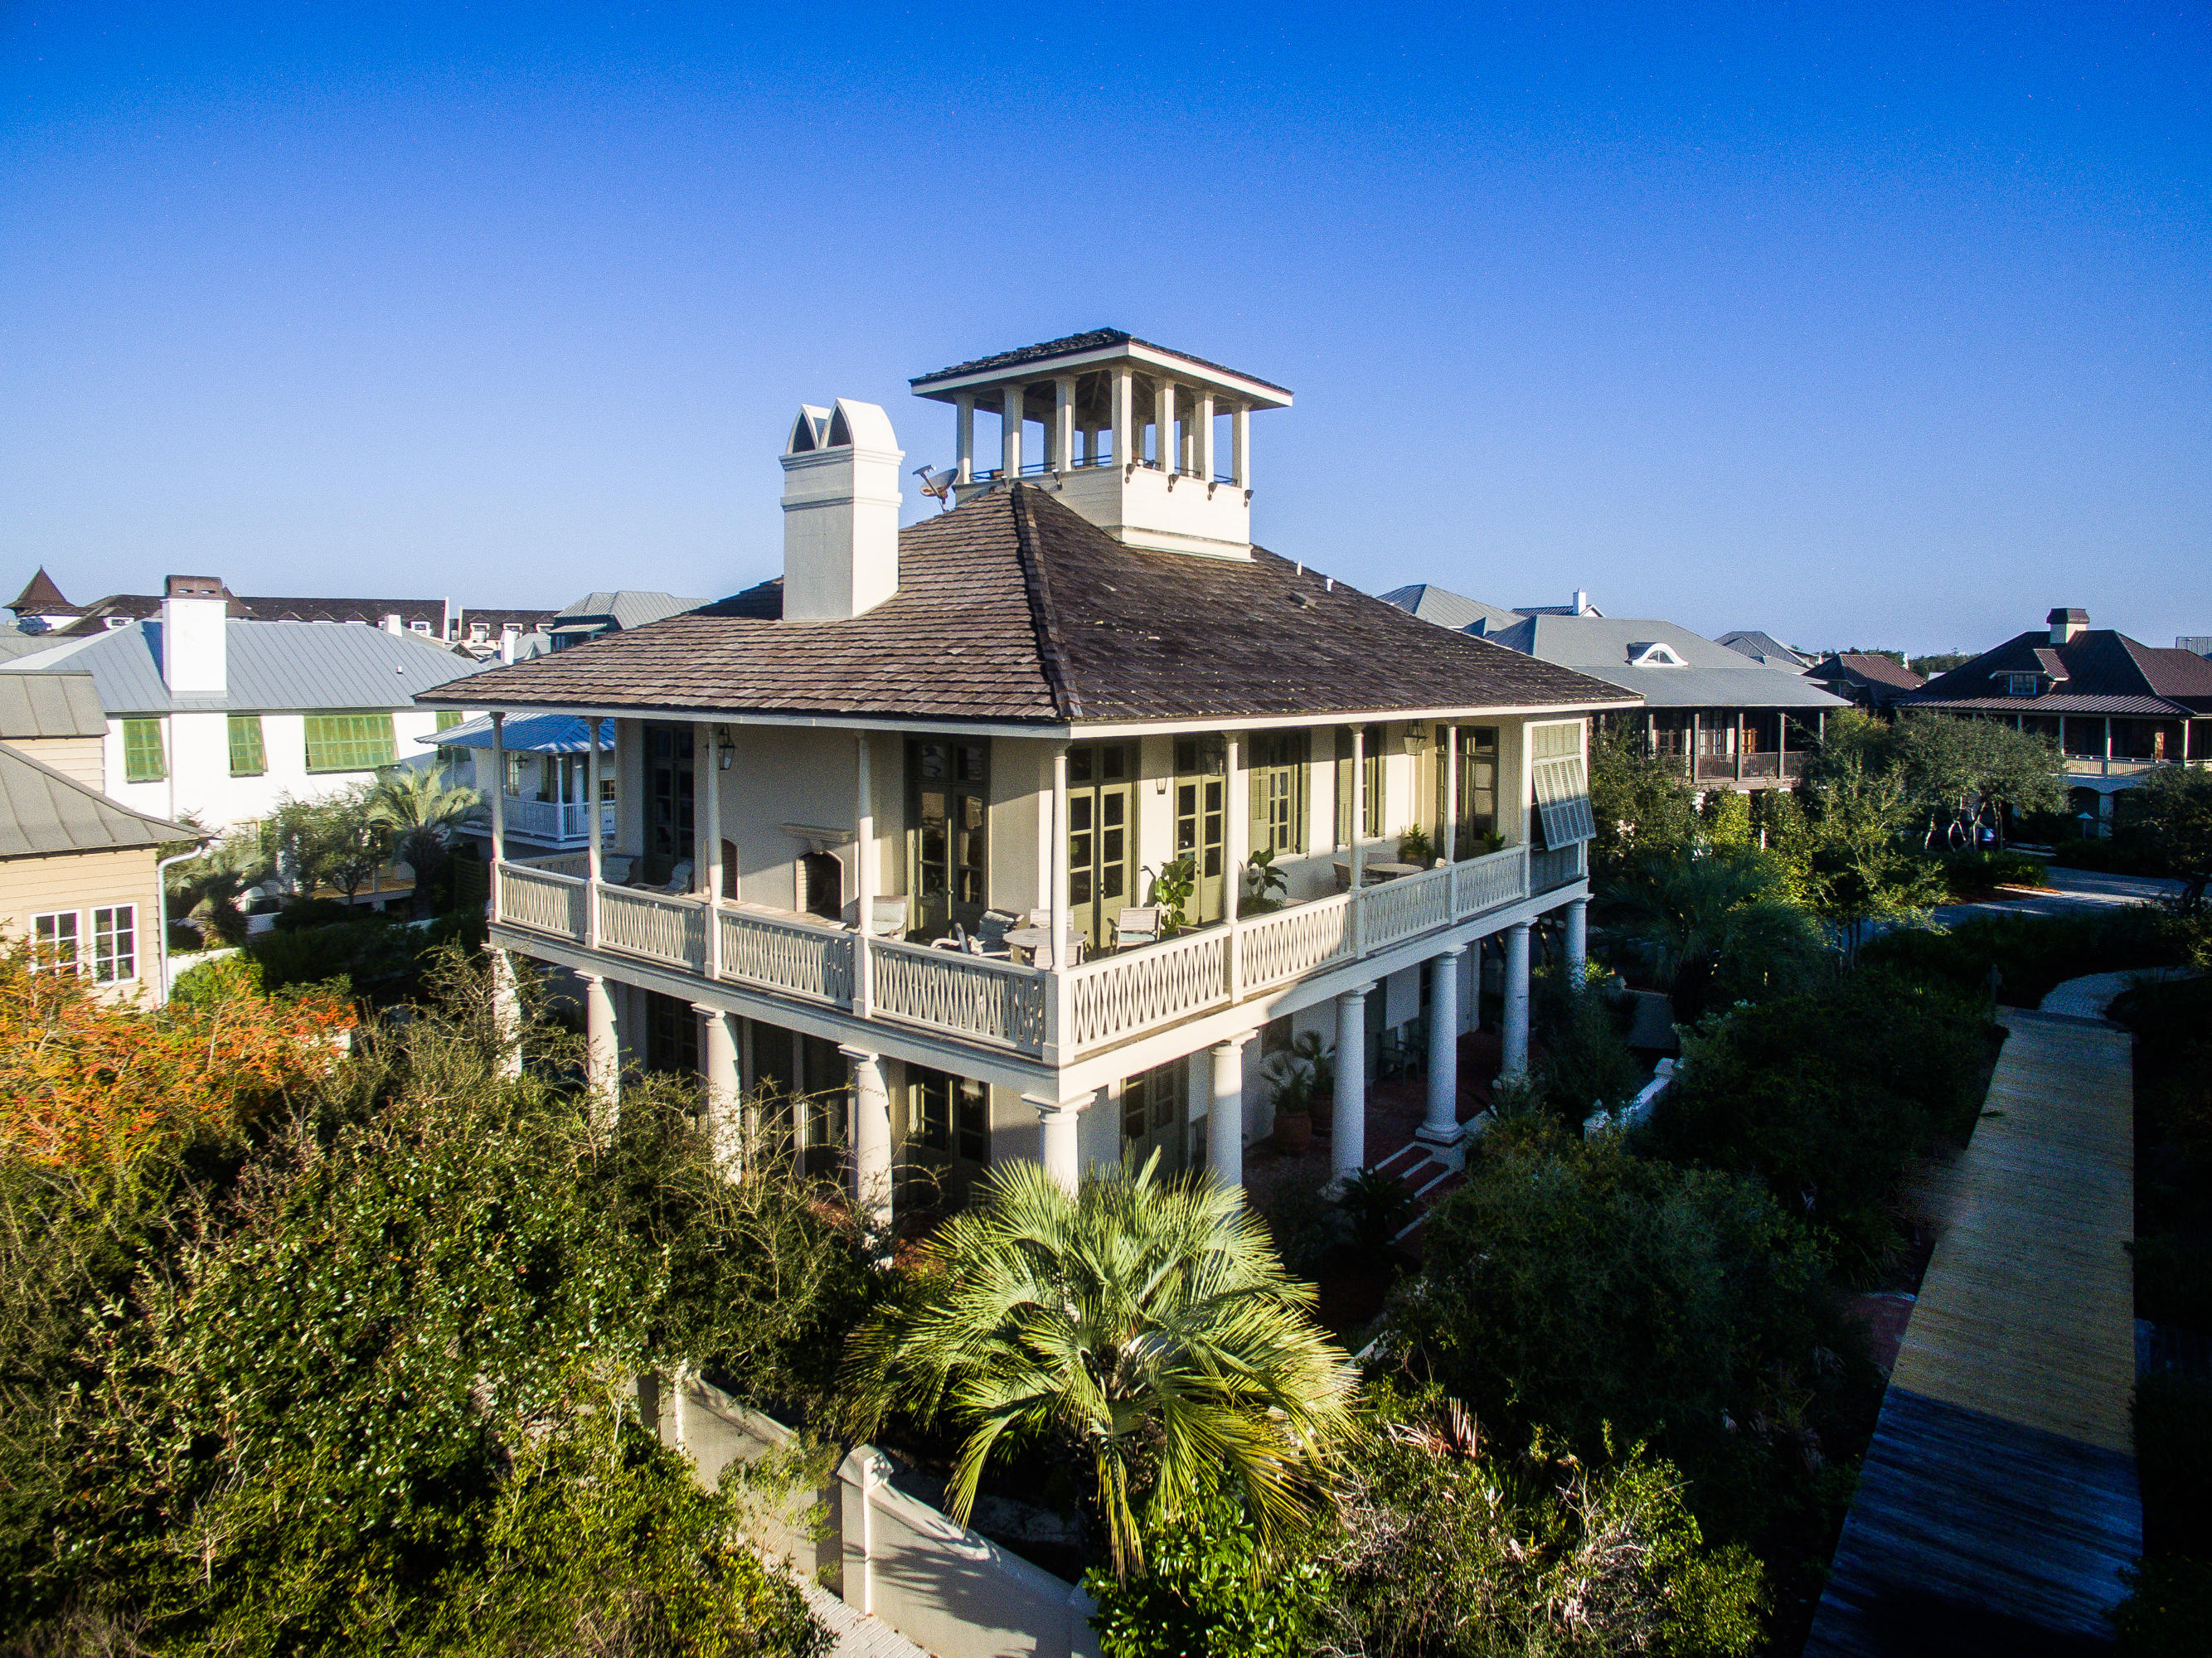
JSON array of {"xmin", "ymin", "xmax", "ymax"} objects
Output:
[{"xmin": 425, "ymin": 486, "xmax": 1636, "ymax": 727}]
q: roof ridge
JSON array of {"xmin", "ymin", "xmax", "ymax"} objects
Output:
[{"xmin": 1008, "ymin": 487, "xmax": 1082, "ymax": 721}]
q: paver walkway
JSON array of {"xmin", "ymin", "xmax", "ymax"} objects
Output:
[{"xmin": 1803, "ymin": 973, "xmax": 2145, "ymax": 1656}]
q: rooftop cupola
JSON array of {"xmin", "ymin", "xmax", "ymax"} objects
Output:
[
  {"xmin": 780, "ymin": 398, "xmax": 904, "ymax": 621},
  {"xmin": 2047, "ymin": 606, "xmax": 2089, "ymax": 645},
  {"xmin": 909, "ymin": 330, "xmax": 1292, "ymax": 560}
]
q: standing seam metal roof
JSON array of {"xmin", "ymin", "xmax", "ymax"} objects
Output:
[
  {"xmin": 0, "ymin": 619, "xmax": 478, "ymax": 715},
  {"xmin": 0, "ymin": 742, "xmax": 201, "ymax": 858}
]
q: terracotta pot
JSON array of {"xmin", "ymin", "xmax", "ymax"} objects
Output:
[{"xmin": 1273, "ymin": 1110, "xmax": 1313, "ymax": 1154}]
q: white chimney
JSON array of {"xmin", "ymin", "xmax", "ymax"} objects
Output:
[
  {"xmin": 2048, "ymin": 606, "xmax": 2088, "ymax": 645},
  {"xmin": 780, "ymin": 398, "xmax": 904, "ymax": 622},
  {"xmin": 160, "ymin": 574, "xmax": 228, "ymax": 699},
  {"xmin": 1574, "ymin": 588, "xmax": 1591, "ymax": 615}
]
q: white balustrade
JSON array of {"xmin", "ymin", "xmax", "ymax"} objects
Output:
[
  {"xmin": 870, "ymin": 938, "xmax": 1049, "ymax": 1054},
  {"xmin": 716, "ymin": 908, "xmax": 854, "ymax": 1006},
  {"xmin": 1067, "ymin": 928, "xmax": 1231, "ymax": 1051},
  {"xmin": 496, "ymin": 862, "xmax": 588, "ymax": 942},
  {"xmin": 1452, "ymin": 844, "xmax": 1528, "ymax": 916},
  {"xmin": 1360, "ymin": 864, "xmax": 1454, "ymax": 951},
  {"xmin": 492, "ymin": 795, "xmax": 618, "ymax": 845},
  {"xmin": 598, "ymin": 884, "xmax": 706, "ymax": 971},
  {"xmin": 1238, "ymin": 894, "xmax": 1353, "ymax": 991}
]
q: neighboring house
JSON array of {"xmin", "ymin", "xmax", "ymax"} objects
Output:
[
  {"xmin": 416, "ymin": 711, "xmax": 617, "ymax": 855},
  {"xmin": 1, "ymin": 739, "xmax": 201, "ymax": 1001},
  {"xmin": 1385, "ymin": 584, "xmax": 1846, "ymax": 789},
  {"xmin": 1806, "ymin": 652, "xmax": 1927, "ymax": 713},
  {"xmin": 10, "ymin": 569, "xmax": 560, "ymax": 648},
  {"xmin": 0, "ymin": 672, "xmax": 109, "ymax": 790},
  {"xmin": 1904, "ymin": 607, "xmax": 2212, "ymax": 828},
  {"xmin": 7, "ymin": 567, "xmax": 84, "ymax": 633},
  {"xmin": 1377, "ymin": 584, "xmax": 1526, "ymax": 637},
  {"xmin": 454, "ymin": 607, "xmax": 561, "ymax": 659},
  {"xmin": 429, "ymin": 330, "xmax": 1636, "ymax": 1225},
  {"xmin": 1716, "ymin": 630, "xmax": 1813, "ymax": 671},
  {"xmin": 2178, "ymin": 635, "xmax": 2212, "ymax": 659},
  {"xmin": 546, "ymin": 591, "xmax": 703, "ymax": 651},
  {"xmin": 0, "ymin": 575, "xmax": 483, "ymax": 832}
]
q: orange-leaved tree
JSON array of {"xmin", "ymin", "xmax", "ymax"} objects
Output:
[{"xmin": 0, "ymin": 947, "xmax": 355, "ymax": 1169}]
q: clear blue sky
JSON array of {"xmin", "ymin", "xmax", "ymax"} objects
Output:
[{"xmin": 3, "ymin": 2, "xmax": 2205, "ymax": 653}]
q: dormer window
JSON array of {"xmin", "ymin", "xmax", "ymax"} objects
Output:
[
  {"xmin": 1627, "ymin": 642, "xmax": 1687, "ymax": 667},
  {"xmin": 2005, "ymin": 673, "xmax": 2040, "ymax": 696}
]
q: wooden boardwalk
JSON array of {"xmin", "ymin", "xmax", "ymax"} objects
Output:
[{"xmin": 1804, "ymin": 986, "xmax": 2142, "ymax": 1656}]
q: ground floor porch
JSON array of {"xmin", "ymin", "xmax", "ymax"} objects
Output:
[{"xmin": 496, "ymin": 886, "xmax": 1590, "ymax": 1229}]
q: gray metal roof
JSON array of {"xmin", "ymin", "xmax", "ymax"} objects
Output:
[
  {"xmin": 0, "ymin": 741, "xmax": 201, "ymax": 859},
  {"xmin": 0, "ymin": 631, "xmax": 61, "ymax": 663},
  {"xmin": 552, "ymin": 591, "xmax": 704, "ymax": 633},
  {"xmin": 1715, "ymin": 630, "xmax": 1812, "ymax": 669},
  {"xmin": 0, "ymin": 671, "xmax": 106, "ymax": 739},
  {"xmin": 0, "ymin": 618, "xmax": 478, "ymax": 715},
  {"xmin": 1377, "ymin": 584, "xmax": 1529, "ymax": 637},
  {"xmin": 1489, "ymin": 613, "xmax": 1848, "ymax": 710}
]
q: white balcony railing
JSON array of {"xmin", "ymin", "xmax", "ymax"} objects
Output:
[
  {"xmin": 486, "ymin": 796, "xmax": 618, "ymax": 846},
  {"xmin": 491, "ymin": 840, "xmax": 1579, "ymax": 1063}
]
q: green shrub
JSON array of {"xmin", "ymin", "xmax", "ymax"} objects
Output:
[
  {"xmin": 1647, "ymin": 970, "xmax": 1996, "ymax": 1273},
  {"xmin": 2113, "ymin": 1556, "xmax": 2212, "ymax": 1658},
  {"xmin": 1336, "ymin": 1166, "xmax": 1414, "ymax": 1254},
  {"xmin": 1386, "ymin": 1131, "xmax": 1868, "ymax": 1552},
  {"xmin": 1085, "ymin": 1480, "xmax": 1332, "ymax": 1658},
  {"xmin": 169, "ymin": 952, "xmax": 264, "ymax": 1007},
  {"xmin": 1858, "ymin": 907, "xmax": 2189, "ymax": 1008},
  {"xmin": 270, "ymin": 895, "xmax": 359, "ymax": 932},
  {"xmin": 1322, "ymin": 1386, "xmax": 1766, "ymax": 1657},
  {"xmin": 2137, "ymin": 1373, "xmax": 2212, "ymax": 1559}
]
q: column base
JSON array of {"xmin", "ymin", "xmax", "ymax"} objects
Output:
[{"xmin": 1414, "ymin": 1119, "xmax": 1470, "ymax": 1151}]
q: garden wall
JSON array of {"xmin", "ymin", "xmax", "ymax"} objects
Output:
[{"xmin": 662, "ymin": 1374, "xmax": 1103, "ymax": 1658}]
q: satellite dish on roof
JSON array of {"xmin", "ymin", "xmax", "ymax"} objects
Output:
[{"xmin": 914, "ymin": 464, "xmax": 957, "ymax": 511}]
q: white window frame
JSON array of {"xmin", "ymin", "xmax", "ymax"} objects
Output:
[
  {"xmin": 92, "ymin": 904, "xmax": 137, "ymax": 983},
  {"xmin": 32, "ymin": 910, "xmax": 81, "ymax": 976}
]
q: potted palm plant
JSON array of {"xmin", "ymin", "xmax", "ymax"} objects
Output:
[{"xmin": 1262, "ymin": 1031, "xmax": 1333, "ymax": 1153}]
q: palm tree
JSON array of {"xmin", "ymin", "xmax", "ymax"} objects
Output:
[
  {"xmin": 1601, "ymin": 845, "xmax": 1825, "ymax": 1020},
  {"xmin": 850, "ymin": 1155, "xmax": 1356, "ymax": 1576},
  {"xmin": 363, "ymin": 764, "xmax": 482, "ymax": 918}
]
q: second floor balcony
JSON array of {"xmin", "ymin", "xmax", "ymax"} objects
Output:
[{"xmin": 492, "ymin": 836, "xmax": 1585, "ymax": 1069}]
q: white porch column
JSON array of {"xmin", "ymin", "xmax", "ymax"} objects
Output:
[
  {"xmin": 1418, "ymin": 947, "xmax": 1464, "ymax": 1146},
  {"xmin": 843, "ymin": 1047, "xmax": 893, "ymax": 1233},
  {"xmin": 702, "ymin": 725, "xmax": 724, "ymax": 979},
  {"xmin": 584, "ymin": 972, "xmax": 618, "ymax": 1098},
  {"xmin": 1332, "ymin": 983, "xmax": 1371, "ymax": 1180},
  {"xmin": 1054, "ymin": 376, "xmax": 1075, "ymax": 475},
  {"xmin": 954, "ymin": 393, "xmax": 975, "ymax": 484},
  {"xmin": 697, "ymin": 1003, "xmax": 740, "ymax": 1168},
  {"xmin": 585, "ymin": 714, "xmax": 604, "ymax": 875},
  {"xmin": 1208, "ymin": 1033, "xmax": 1253, "ymax": 1190},
  {"xmin": 1002, "ymin": 384, "xmax": 1024, "ymax": 478},
  {"xmin": 1443, "ymin": 723, "xmax": 1460, "ymax": 861},
  {"xmin": 854, "ymin": 733, "xmax": 875, "ymax": 1016},
  {"xmin": 1231, "ymin": 403, "xmax": 1250, "ymax": 488},
  {"xmin": 1501, "ymin": 923, "xmax": 1532, "ymax": 1080},
  {"xmin": 1197, "ymin": 390, "xmax": 1215, "ymax": 480},
  {"xmin": 1027, "ymin": 1091, "xmax": 1089, "ymax": 1195},
  {"xmin": 491, "ymin": 948, "xmax": 525, "ymax": 1079},
  {"xmin": 1050, "ymin": 744, "xmax": 1071, "ymax": 970},
  {"xmin": 1350, "ymin": 724, "xmax": 1368, "ymax": 887},
  {"xmin": 1225, "ymin": 732, "xmax": 1245, "ymax": 995},
  {"xmin": 1153, "ymin": 381, "xmax": 1175, "ymax": 470},
  {"xmin": 1113, "ymin": 370, "xmax": 1134, "ymax": 469},
  {"xmin": 1564, "ymin": 899, "xmax": 1589, "ymax": 987},
  {"xmin": 488, "ymin": 712, "xmax": 507, "ymax": 919}
]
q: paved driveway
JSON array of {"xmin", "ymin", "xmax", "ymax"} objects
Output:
[{"xmin": 1928, "ymin": 865, "xmax": 2181, "ymax": 929}]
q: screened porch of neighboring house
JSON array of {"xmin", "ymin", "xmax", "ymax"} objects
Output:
[
  {"xmin": 423, "ymin": 712, "xmax": 618, "ymax": 850},
  {"xmin": 1635, "ymin": 707, "xmax": 1824, "ymax": 784}
]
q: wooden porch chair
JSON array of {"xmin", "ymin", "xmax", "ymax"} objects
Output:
[
  {"xmin": 866, "ymin": 896, "xmax": 909, "ymax": 940},
  {"xmin": 1113, "ymin": 906, "xmax": 1162, "ymax": 948},
  {"xmin": 973, "ymin": 909, "xmax": 1020, "ymax": 957}
]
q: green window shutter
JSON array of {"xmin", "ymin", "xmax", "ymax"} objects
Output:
[
  {"xmin": 227, "ymin": 713, "xmax": 267, "ymax": 776},
  {"xmin": 303, "ymin": 711, "xmax": 398, "ymax": 773},
  {"xmin": 434, "ymin": 710, "xmax": 462, "ymax": 733},
  {"xmin": 122, "ymin": 718, "xmax": 167, "ymax": 783}
]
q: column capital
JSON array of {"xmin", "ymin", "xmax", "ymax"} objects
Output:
[
  {"xmin": 1209, "ymin": 1029, "xmax": 1257, "ymax": 1058},
  {"xmin": 1021, "ymin": 1088, "xmax": 1095, "ymax": 1119},
  {"xmin": 1336, "ymin": 980, "xmax": 1375, "ymax": 1006},
  {"xmin": 689, "ymin": 1000, "xmax": 725, "ymax": 1017},
  {"xmin": 577, "ymin": 969, "xmax": 605, "ymax": 986},
  {"xmin": 837, "ymin": 1045, "xmax": 883, "ymax": 1068}
]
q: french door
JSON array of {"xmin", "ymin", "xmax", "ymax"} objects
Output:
[
  {"xmin": 909, "ymin": 739, "xmax": 989, "ymax": 939},
  {"xmin": 1068, "ymin": 743, "xmax": 1136, "ymax": 948},
  {"xmin": 1171, "ymin": 737, "xmax": 1225, "ymax": 924},
  {"xmin": 1119, "ymin": 1056, "xmax": 1188, "ymax": 1175},
  {"xmin": 642, "ymin": 722, "xmax": 694, "ymax": 885}
]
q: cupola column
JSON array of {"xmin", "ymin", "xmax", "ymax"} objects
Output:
[
  {"xmin": 1002, "ymin": 384, "xmax": 1024, "ymax": 479},
  {"xmin": 1153, "ymin": 380, "xmax": 1175, "ymax": 471},
  {"xmin": 1113, "ymin": 370, "xmax": 1135, "ymax": 471},
  {"xmin": 1232, "ymin": 403, "xmax": 1251, "ymax": 487},
  {"xmin": 954, "ymin": 394, "xmax": 975, "ymax": 484},
  {"xmin": 1198, "ymin": 391, "xmax": 1216, "ymax": 481},
  {"xmin": 1054, "ymin": 376, "xmax": 1076, "ymax": 476}
]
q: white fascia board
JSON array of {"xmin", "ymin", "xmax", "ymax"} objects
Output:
[
  {"xmin": 913, "ymin": 344, "xmax": 1293, "ymax": 410},
  {"xmin": 414, "ymin": 697, "xmax": 1640, "ymax": 740}
]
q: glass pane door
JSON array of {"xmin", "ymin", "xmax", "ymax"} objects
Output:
[
  {"xmin": 1453, "ymin": 727, "xmax": 1499, "ymax": 858},
  {"xmin": 1171, "ymin": 737, "xmax": 1225, "ymax": 924},
  {"xmin": 909, "ymin": 739, "xmax": 989, "ymax": 938},
  {"xmin": 1069, "ymin": 743, "xmax": 1135, "ymax": 948},
  {"xmin": 1119, "ymin": 1056, "xmax": 1188, "ymax": 1175}
]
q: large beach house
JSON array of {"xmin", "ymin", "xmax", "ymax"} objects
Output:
[{"xmin": 425, "ymin": 332, "xmax": 1636, "ymax": 1223}]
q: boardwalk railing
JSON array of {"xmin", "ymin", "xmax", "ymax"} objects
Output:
[{"xmin": 493, "ymin": 837, "xmax": 1576, "ymax": 1060}]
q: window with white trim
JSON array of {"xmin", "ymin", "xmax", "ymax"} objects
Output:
[
  {"xmin": 92, "ymin": 905, "xmax": 137, "ymax": 983},
  {"xmin": 32, "ymin": 911, "xmax": 80, "ymax": 976}
]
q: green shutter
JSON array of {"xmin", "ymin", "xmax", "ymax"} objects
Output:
[
  {"xmin": 434, "ymin": 710, "xmax": 462, "ymax": 733},
  {"xmin": 122, "ymin": 718, "xmax": 167, "ymax": 783},
  {"xmin": 227, "ymin": 713, "xmax": 267, "ymax": 776},
  {"xmin": 303, "ymin": 711, "xmax": 398, "ymax": 773}
]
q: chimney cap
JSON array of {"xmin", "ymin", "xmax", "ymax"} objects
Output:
[
  {"xmin": 2046, "ymin": 607, "xmax": 2089, "ymax": 624},
  {"xmin": 165, "ymin": 574, "xmax": 225, "ymax": 598}
]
